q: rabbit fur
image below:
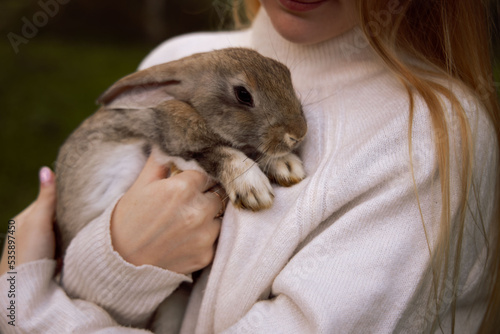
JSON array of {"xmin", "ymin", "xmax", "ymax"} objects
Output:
[{"xmin": 55, "ymin": 47, "xmax": 307, "ymax": 252}]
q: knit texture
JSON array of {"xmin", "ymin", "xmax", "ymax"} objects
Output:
[
  {"xmin": 62, "ymin": 197, "xmax": 191, "ymax": 328},
  {"xmin": 0, "ymin": 8, "xmax": 497, "ymax": 334}
]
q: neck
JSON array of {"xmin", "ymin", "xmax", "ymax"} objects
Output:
[{"xmin": 250, "ymin": 9, "xmax": 382, "ymax": 91}]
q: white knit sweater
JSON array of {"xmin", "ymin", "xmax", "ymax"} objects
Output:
[{"xmin": 1, "ymin": 9, "xmax": 498, "ymax": 334}]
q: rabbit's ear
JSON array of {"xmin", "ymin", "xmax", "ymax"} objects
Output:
[{"xmin": 97, "ymin": 56, "xmax": 201, "ymax": 109}]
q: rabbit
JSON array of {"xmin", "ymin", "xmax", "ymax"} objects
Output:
[{"xmin": 55, "ymin": 47, "xmax": 307, "ymax": 252}]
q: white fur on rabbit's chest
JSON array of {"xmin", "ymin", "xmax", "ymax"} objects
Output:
[
  {"xmin": 87, "ymin": 141, "xmax": 148, "ymax": 216},
  {"xmin": 91, "ymin": 142, "xmax": 207, "ymax": 210}
]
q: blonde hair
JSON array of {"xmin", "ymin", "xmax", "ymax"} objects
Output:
[{"xmin": 234, "ymin": 0, "xmax": 500, "ymax": 332}]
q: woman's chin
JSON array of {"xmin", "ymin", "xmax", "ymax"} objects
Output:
[{"xmin": 261, "ymin": 0, "xmax": 358, "ymax": 45}]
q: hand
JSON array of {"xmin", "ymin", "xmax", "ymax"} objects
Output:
[
  {"xmin": 0, "ymin": 167, "xmax": 57, "ymax": 276},
  {"xmin": 110, "ymin": 153, "xmax": 226, "ymax": 275}
]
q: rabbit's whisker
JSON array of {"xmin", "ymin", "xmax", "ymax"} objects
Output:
[
  {"xmin": 299, "ymin": 88, "xmax": 314, "ymax": 107},
  {"xmin": 228, "ymin": 160, "xmax": 260, "ymax": 184},
  {"xmin": 263, "ymin": 156, "xmax": 274, "ymax": 174},
  {"xmin": 254, "ymin": 152, "xmax": 268, "ymax": 172},
  {"xmin": 242, "ymin": 142, "xmax": 266, "ymax": 163},
  {"xmin": 268, "ymin": 30, "xmax": 280, "ymax": 63},
  {"xmin": 263, "ymin": 110, "xmax": 272, "ymax": 128},
  {"xmin": 302, "ymin": 90, "xmax": 339, "ymax": 108},
  {"xmin": 286, "ymin": 54, "xmax": 308, "ymax": 73}
]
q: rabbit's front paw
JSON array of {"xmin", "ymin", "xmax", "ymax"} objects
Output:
[
  {"xmin": 263, "ymin": 153, "xmax": 306, "ymax": 187},
  {"xmin": 225, "ymin": 162, "xmax": 275, "ymax": 212}
]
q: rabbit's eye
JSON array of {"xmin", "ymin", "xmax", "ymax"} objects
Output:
[{"xmin": 234, "ymin": 86, "xmax": 254, "ymax": 107}]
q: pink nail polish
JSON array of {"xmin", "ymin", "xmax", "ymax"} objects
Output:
[{"xmin": 39, "ymin": 167, "xmax": 53, "ymax": 185}]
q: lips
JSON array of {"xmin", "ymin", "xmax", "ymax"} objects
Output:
[{"xmin": 278, "ymin": 0, "xmax": 328, "ymax": 12}]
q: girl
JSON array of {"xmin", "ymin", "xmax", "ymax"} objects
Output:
[{"xmin": 1, "ymin": 0, "xmax": 499, "ymax": 332}]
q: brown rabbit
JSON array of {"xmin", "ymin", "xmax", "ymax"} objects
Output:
[{"xmin": 55, "ymin": 48, "xmax": 307, "ymax": 252}]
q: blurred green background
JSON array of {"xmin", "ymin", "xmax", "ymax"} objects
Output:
[
  {"xmin": 0, "ymin": 1, "xmax": 499, "ymax": 249},
  {"xmin": 0, "ymin": 0, "xmax": 235, "ymax": 245}
]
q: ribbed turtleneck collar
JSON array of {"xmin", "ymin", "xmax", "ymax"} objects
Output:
[{"xmin": 250, "ymin": 9, "xmax": 383, "ymax": 91}]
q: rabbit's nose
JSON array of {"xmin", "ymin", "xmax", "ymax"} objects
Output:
[{"xmin": 284, "ymin": 134, "xmax": 302, "ymax": 149}]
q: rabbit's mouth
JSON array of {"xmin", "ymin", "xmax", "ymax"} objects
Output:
[
  {"xmin": 260, "ymin": 132, "xmax": 306, "ymax": 157},
  {"xmin": 260, "ymin": 120, "xmax": 307, "ymax": 157}
]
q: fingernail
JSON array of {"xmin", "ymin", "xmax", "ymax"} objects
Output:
[{"xmin": 39, "ymin": 166, "xmax": 53, "ymax": 185}]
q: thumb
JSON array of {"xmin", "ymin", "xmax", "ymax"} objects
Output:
[
  {"xmin": 35, "ymin": 166, "xmax": 57, "ymax": 220},
  {"xmin": 134, "ymin": 152, "xmax": 170, "ymax": 186}
]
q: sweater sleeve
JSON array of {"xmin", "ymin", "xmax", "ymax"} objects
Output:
[
  {"xmin": 0, "ymin": 259, "xmax": 151, "ymax": 334},
  {"xmin": 61, "ymin": 198, "xmax": 192, "ymax": 328}
]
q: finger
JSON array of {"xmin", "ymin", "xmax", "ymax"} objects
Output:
[
  {"xmin": 170, "ymin": 170, "xmax": 217, "ymax": 193},
  {"xmin": 34, "ymin": 166, "xmax": 57, "ymax": 221},
  {"xmin": 169, "ymin": 163, "xmax": 183, "ymax": 177},
  {"xmin": 205, "ymin": 185, "xmax": 228, "ymax": 218},
  {"xmin": 134, "ymin": 152, "xmax": 170, "ymax": 186},
  {"xmin": 207, "ymin": 185, "xmax": 228, "ymax": 203},
  {"xmin": 207, "ymin": 217, "xmax": 222, "ymax": 243}
]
